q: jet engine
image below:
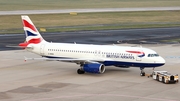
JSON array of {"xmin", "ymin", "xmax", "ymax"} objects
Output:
[{"xmin": 82, "ymin": 63, "xmax": 105, "ymax": 74}]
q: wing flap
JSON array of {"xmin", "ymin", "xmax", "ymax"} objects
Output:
[{"xmin": 24, "ymin": 57, "xmax": 109, "ymax": 64}]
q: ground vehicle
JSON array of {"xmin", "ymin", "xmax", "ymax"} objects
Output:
[{"xmin": 152, "ymin": 71, "xmax": 178, "ymax": 84}]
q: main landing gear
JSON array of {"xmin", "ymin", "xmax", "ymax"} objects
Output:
[
  {"xmin": 77, "ymin": 69, "xmax": 85, "ymax": 74},
  {"xmin": 140, "ymin": 67, "xmax": 145, "ymax": 76},
  {"xmin": 77, "ymin": 64, "xmax": 85, "ymax": 74}
]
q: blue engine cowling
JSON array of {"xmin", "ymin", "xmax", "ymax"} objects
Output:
[{"xmin": 83, "ymin": 63, "xmax": 105, "ymax": 74}]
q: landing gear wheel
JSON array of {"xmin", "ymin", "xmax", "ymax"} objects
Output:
[
  {"xmin": 140, "ymin": 72, "xmax": 145, "ymax": 76},
  {"xmin": 140, "ymin": 67, "xmax": 145, "ymax": 76},
  {"xmin": 77, "ymin": 69, "xmax": 85, "ymax": 74}
]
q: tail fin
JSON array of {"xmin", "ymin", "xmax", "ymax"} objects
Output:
[
  {"xmin": 21, "ymin": 15, "xmax": 44, "ymax": 44},
  {"xmin": 19, "ymin": 15, "xmax": 45, "ymax": 48}
]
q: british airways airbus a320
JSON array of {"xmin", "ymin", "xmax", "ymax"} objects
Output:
[{"xmin": 19, "ymin": 15, "xmax": 165, "ymax": 76}]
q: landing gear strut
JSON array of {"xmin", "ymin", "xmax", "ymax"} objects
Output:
[{"xmin": 140, "ymin": 67, "xmax": 145, "ymax": 76}]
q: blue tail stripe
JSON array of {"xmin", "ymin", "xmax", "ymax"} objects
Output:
[{"xmin": 26, "ymin": 30, "xmax": 37, "ymax": 36}]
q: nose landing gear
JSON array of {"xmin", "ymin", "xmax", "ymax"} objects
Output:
[{"xmin": 140, "ymin": 67, "xmax": 145, "ymax": 76}]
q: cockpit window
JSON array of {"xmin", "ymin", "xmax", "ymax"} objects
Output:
[{"xmin": 148, "ymin": 54, "xmax": 159, "ymax": 57}]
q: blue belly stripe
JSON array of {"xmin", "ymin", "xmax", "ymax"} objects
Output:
[{"xmin": 44, "ymin": 56, "xmax": 164, "ymax": 68}]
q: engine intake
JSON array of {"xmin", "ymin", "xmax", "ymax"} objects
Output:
[{"xmin": 83, "ymin": 63, "xmax": 105, "ymax": 74}]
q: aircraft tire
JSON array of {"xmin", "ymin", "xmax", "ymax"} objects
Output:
[
  {"xmin": 140, "ymin": 72, "xmax": 145, "ymax": 76},
  {"xmin": 77, "ymin": 69, "xmax": 85, "ymax": 74}
]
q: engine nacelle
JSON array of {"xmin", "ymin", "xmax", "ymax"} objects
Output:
[{"xmin": 83, "ymin": 63, "xmax": 105, "ymax": 74}]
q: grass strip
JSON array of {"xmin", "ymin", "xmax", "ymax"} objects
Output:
[
  {"xmin": 0, "ymin": 0, "xmax": 180, "ymax": 11},
  {"xmin": 0, "ymin": 11, "xmax": 180, "ymax": 34}
]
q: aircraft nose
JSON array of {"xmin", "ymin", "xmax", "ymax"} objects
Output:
[{"xmin": 158, "ymin": 57, "xmax": 165, "ymax": 65}]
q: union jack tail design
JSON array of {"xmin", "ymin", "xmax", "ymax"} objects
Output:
[{"xmin": 19, "ymin": 15, "xmax": 44, "ymax": 48}]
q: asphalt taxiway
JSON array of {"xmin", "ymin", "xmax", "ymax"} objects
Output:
[
  {"xmin": 1, "ymin": 27, "xmax": 180, "ymax": 51},
  {"xmin": 0, "ymin": 7, "xmax": 180, "ymax": 15},
  {"xmin": 0, "ymin": 44, "xmax": 180, "ymax": 101}
]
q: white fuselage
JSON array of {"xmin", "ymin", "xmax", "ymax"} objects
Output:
[
  {"xmin": 27, "ymin": 41, "xmax": 165, "ymax": 68},
  {"xmin": 21, "ymin": 15, "xmax": 165, "ymax": 75}
]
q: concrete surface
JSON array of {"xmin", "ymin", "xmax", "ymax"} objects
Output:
[{"xmin": 0, "ymin": 44, "xmax": 179, "ymax": 101}]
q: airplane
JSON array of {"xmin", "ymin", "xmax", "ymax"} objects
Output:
[{"xmin": 19, "ymin": 15, "xmax": 165, "ymax": 76}]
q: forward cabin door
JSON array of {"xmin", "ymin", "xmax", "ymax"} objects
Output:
[
  {"xmin": 136, "ymin": 55, "xmax": 142, "ymax": 61},
  {"xmin": 136, "ymin": 50, "xmax": 142, "ymax": 61}
]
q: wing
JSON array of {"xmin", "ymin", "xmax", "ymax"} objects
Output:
[{"xmin": 24, "ymin": 57, "xmax": 111, "ymax": 64}]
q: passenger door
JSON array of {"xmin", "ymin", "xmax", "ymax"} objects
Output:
[
  {"xmin": 40, "ymin": 44, "xmax": 45, "ymax": 55},
  {"xmin": 136, "ymin": 50, "xmax": 143, "ymax": 61},
  {"xmin": 136, "ymin": 55, "xmax": 142, "ymax": 61}
]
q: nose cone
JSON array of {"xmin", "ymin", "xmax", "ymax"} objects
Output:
[{"xmin": 157, "ymin": 57, "xmax": 166, "ymax": 66}]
